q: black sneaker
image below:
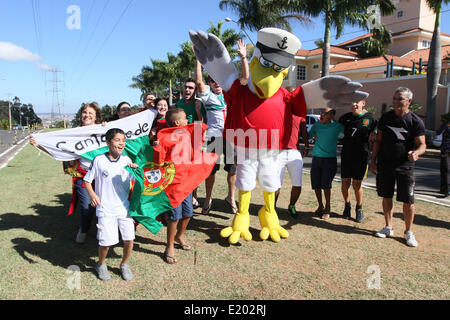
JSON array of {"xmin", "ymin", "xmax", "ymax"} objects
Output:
[
  {"xmin": 355, "ymin": 207, "xmax": 364, "ymax": 223},
  {"xmin": 343, "ymin": 204, "xmax": 351, "ymax": 219}
]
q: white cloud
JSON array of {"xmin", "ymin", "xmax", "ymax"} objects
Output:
[
  {"xmin": 37, "ymin": 63, "xmax": 54, "ymax": 72},
  {"xmin": 0, "ymin": 42, "xmax": 41, "ymax": 62}
]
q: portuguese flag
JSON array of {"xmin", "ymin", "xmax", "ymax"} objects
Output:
[
  {"xmin": 33, "ymin": 111, "xmax": 218, "ymax": 234},
  {"xmin": 126, "ymin": 122, "xmax": 218, "ymax": 234}
]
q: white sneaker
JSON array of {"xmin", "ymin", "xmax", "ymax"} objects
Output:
[
  {"xmin": 404, "ymin": 231, "xmax": 418, "ymax": 247},
  {"xmin": 75, "ymin": 229, "xmax": 87, "ymax": 243},
  {"xmin": 375, "ymin": 226, "xmax": 394, "ymax": 238}
]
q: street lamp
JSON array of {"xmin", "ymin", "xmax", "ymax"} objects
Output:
[{"xmin": 225, "ymin": 17, "xmax": 255, "ymax": 46}]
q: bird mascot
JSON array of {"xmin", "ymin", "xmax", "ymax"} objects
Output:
[{"xmin": 189, "ymin": 28, "xmax": 368, "ymax": 244}]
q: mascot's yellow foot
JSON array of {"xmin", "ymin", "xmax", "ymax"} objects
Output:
[
  {"xmin": 220, "ymin": 213, "xmax": 252, "ymax": 244},
  {"xmin": 220, "ymin": 190, "xmax": 252, "ymax": 244},
  {"xmin": 258, "ymin": 192, "xmax": 289, "ymax": 242}
]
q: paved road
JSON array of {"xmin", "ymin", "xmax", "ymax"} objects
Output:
[
  {"xmin": 0, "ymin": 129, "xmax": 32, "ymax": 155},
  {"xmin": 301, "ymin": 148, "xmax": 449, "ymax": 206}
]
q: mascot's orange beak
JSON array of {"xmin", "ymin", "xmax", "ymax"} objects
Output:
[{"xmin": 250, "ymin": 57, "xmax": 289, "ymax": 99}]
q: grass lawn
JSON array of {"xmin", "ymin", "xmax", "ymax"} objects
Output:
[{"xmin": 0, "ymin": 144, "xmax": 449, "ymax": 300}]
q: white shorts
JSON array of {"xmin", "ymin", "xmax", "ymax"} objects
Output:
[
  {"xmin": 279, "ymin": 149, "xmax": 303, "ymax": 187},
  {"xmin": 235, "ymin": 149, "xmax": 281, "ymax": 192},
  {"xmin": 96, "ymin": 215, "xmax": 135, "ymax": 247}
]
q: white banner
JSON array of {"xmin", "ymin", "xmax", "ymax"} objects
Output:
[{"xmin": 34, "ymin": 109, "xmax": 157, "ymax": 161}]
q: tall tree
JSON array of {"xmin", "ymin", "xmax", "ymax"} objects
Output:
[
  {"xmin": 221, "ymin": 0, "xmax": 395, "ymax": 76},
  {"xmin": 278, "ymin": 0, "xmax": 396, "ymax": 76},
  {"xmin": 219, "ymin": 0, "xmax": 311, "ymax": 32},
  {"xmin": 426, "ymin": 0, "xmax": 449, "ymax": 130},
  {"xmin": 356, "ymin": 25, "xmax": 392, "ymax": 58},
  {"xmin": 130, "ymin": 21, "xmax": 242, "ymax": 101}
]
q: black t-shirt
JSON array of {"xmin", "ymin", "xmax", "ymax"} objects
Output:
[
  {"xmin": 339, "ymin": 112, "xmax": 377, "ymax": 160},
  {"xmin": 377, "ymin": 110, "xmax": 425, "ymax": 168}
]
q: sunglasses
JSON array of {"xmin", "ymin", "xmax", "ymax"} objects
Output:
[{"xmin": 185, "ymin": 85, "xmax": 195, "ymax": 90}]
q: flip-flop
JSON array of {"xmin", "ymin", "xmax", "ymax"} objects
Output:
[
  {"xmin": 201, "ymin": 200, "xmax": 212, "ymax": 215},
  {"xmin": 225, "ymin": 197, "xmax": 238, "ymax": 214},
  {"xmin": 192, "ymin": 197, "xmax": 200, "ymax": 209},
  {"xmin": 163, "ymin": 251, "xmax": 177, "ymax": 264},
  {"xmin": 175, "ymin": 243, "xmax": 192, "ymax": 251}
]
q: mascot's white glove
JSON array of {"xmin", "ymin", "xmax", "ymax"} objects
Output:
[
  {"xmin": 302, "ymin": 75, "xmax": 369, "ymax": 110},
  {"xmin": 189, "ymin": 30, "xmax": 237, "ymax": 92}
]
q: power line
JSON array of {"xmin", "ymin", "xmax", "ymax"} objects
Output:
[
  {"xmin": 67, "ymin": 0, "xmax": 110, "ymax": 81},
  {"xmin": 30, "ymin": 0, "xmax": 44, "ymax": 58},
  {"xmin": 73, "ymin": 0, "xmax": 134, "ymax": 83},
  {"xmin": 68, "ymin": 0, "xmax": 97, "ymax": 68}
]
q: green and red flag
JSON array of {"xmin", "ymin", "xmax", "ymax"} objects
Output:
[
  {"xmin": 127, "ymin": 122, "xmax": 218, "ymax": 234},
  {"xmin": 33, "ymin": 112, "xmax": 218, "ymax": 234}
]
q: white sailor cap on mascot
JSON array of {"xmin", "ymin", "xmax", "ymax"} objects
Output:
[{"xmin": 189, "ymin": 28, "xmax": 368, "ymax": 245}]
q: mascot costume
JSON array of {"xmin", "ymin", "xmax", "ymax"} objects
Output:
[{"xmin": 189, "ymin": 28, "xmax": 368, "ymax": 244}]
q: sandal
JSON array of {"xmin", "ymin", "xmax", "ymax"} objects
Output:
[
  {"xmin": 175, "ymin": 243, "xmax": 192, "ymax": 251},
  {"xmin": 201, "ymin": 199, "xmax": 212, "ymax": 215},
  {"xmin": 225, "ymin": 196, "xmax": 238, "ymax": 214},
  {"xmin": 192, "ymin": 197, "xmax": 200, "ymax": 209},
  {"xmin": 163, "ymin": 251, "xmax": 177, "ymax": 264}
]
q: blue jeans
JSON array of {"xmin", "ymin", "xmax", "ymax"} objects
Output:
[{"xmin": 74, "ymin": 178, "xmax": 96, "ymax": 233}]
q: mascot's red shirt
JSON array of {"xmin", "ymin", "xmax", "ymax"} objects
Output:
[{"xmin": 223, "ymin": 79, "xmax": 307, "ymax": 149}]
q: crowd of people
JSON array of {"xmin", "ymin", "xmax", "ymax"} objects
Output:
[{"xmin": 29, "ymin": 41, "xmax": 435, "ymax": 281}]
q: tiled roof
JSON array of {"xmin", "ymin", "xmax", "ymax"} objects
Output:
[
  {"xmin": 296, "ymin": 45, "xmax": 358, "ymax": 58},
  {"xmin": 401, "ymin": 45, "xmax": 450, "ymax": 63},
  {"xmin": 336, "ymin": 28, "xmax": 450, "ymax": 48},
  {"xmin": 330, "ymin": 55, "xmax": 413, "ymax": 73}
]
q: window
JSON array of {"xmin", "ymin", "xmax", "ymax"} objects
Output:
[
  {"xmin": 397, "ymin": 10, "xmax": 404, "ymax": 18},
  {"xmin": 422, "ymin": 40, "xmax": 431, "ymax": 48},
  {"xmin": 312, "ymin": 64, "xmax": 319, "ymax": 69},
  {"xmin": 296, "ymin": 65, "xmax": 306, "ymax": 81}
]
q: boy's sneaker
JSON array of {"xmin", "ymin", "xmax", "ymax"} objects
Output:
[
  {"xmin": 288, "ymin": 205, "xmax": 298, "ymax": 218},
  {"xmin": 96, "ymin": 264, "xmax": 111, "ymax": 281},
  {"xmin": 343, "ymin": 204, "xmax": 351, "ymax": 219},
  {"xmin": 120, "ymin": 264, "xmax": 134, "ymax": 281},
  {"xmin": 375, "ymin": 226, "xmax": 394, "ymax": 238},
  {"xmin": 75, "ymin": 229, "xmax": 87, "ymax": 244},
  {"xmin": 355, "ymin": 207, "xmax": 364, "ymax": 223},
  {"xmin": 404, "ymin": 231, "xmax": 418, "ymax": 247}
]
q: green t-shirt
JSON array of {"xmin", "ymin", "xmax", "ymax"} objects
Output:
[
  {"xmin": 309, "ymin": 121, "xmax": 344, "ymax": 157},
  {"xmin": 175, "ymin": 98, "xmax": 205, "ymax": 124}
]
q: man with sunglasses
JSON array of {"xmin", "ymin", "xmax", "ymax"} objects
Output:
[{"xmin": 370, "ymin": 87, "xmax": 426, "ymax": 247}]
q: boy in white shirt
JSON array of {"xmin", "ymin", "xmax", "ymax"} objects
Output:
[{"xmin": 84, "ymin": 128, "xmax": 138, "ymax": 281}]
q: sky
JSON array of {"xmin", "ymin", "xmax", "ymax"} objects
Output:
[{"xmin": 1, "ymin": 0, "xmax": 450, "ymax": 114}]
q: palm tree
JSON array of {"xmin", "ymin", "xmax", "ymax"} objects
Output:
[
  {"xmin": 279, "ymin": 0, "xmax": 396, "ymax": 76},
  {"xmin": 219, "ymin": 0, "xmax": 311, "ymax": 32},
  {"xmin": 222, "ymin": 0, "xmax": 395, "ymax": 76},
  {"xmin": 356, "ymin": 25, "xmax": 393, "ymax": 58},
  {"xmin": 426, "ymin": 0, "xmax": 449, "ymax": 130},
  {"xmin": 208, "ymin": 20, "xmax": 244, "ymax": 59},
  {"xmin": 130, "ymin": 21, "xmax": 243, "ymax": 101}
]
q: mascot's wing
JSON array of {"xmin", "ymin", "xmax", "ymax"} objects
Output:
[
  {"xmin": 189, "ymin": 30, "xmax": 238, "ymax": 92},
  {"xmin": 302, "ymin": 76, "xmax": 369, "ymax": 110}
]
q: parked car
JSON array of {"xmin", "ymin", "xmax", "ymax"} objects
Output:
[
  {"xmin": 433, "ymin": 133, "xmax": 442, "ymax": 148},
  {"xmin": 306, "ymin": 114, "xmax": 320, "ymax": 133},
  {"xmin": 299, "ymin": 114, "xmax": 320, "ymax": 144},
  {"xmin": 12, "ymin": 124, "xmax": 22, "ymax": 130}
]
